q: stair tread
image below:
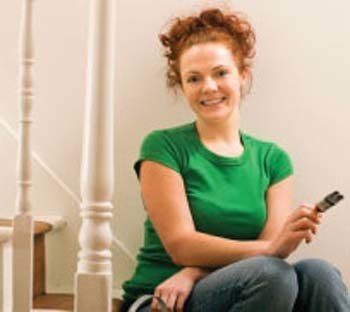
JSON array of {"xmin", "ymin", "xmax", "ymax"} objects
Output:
[
  {"xmin": 0, "ymin": 219, "xmax": 52, "ymax": 235},
  {"xmin": 33, "ymin": 294, "xmax": 123, "ymax": 311},
  {"xmin": 33, "ymin": 310, "xmax": 70, "ymax": 312},
  {"xmin": 33, "ymin": 294, "xmax": 73, "ymax": 310}
]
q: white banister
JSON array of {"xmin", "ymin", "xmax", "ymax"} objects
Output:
[
  {"xmin": 1, "ymin": 116, "xmax": 137, "ymax": 265},
  {"xmin": 74, "ymin": 0, "xmax": 115, "ymax": 310},
  {"xmin": 12, "ymin": 0, "xmax": 35, "ymax": 310}
]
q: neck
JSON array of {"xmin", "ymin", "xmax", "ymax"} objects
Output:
[{"xmin": 195, "ymin": 114, "xmax": 241, "ymax": 144}]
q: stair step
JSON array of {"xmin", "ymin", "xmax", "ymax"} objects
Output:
[
  {"xmin": 33, "ymin": 294, "xmax": 123, "ymax": 311},
  {"xmin": 0, "ymin": 219, "xmax": 52, "ymax": 235},
  {"xmin": 33, "ymin": 294, "xmax": 73, "ymax": 310},
  {"xmin": 1, "ymin": 218, "xmax": 124, "ymax": 311},
  {"xmin": 0, "ymin": 216, "xmax": 66, "ymax": 235},
  {"xmin": 0, "ymin": 217, "xmax": 67, "ymax": 298},
  {"xmin": 33, "ymin": 310, "xmax": 70, "ymax": 312}
]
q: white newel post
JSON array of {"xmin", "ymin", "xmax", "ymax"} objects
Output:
[
  {"xmin": 13, "ymin": 0, "xmax": 35, "ymax": 311},
  {"xmin": 74, "ymin": 0, "xmax": 114, "ymax": 311}
]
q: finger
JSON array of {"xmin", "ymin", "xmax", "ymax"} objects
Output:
[
  {"xmin": 290, "ymin": 217, "xmax": 318, "ymax": 234},
  {"xmin": 290, "ymin": 206, "xmax": 321, "ymax": 224},
  {"xmin": 161, "ymin": 293, "xmax": 170, "ymax": 312},
  {"xmin": 152, "ymin": 290, "xmax": 162, "ymax": 311},
  {"xmin": 151, "ymin": 297, "xmax": 159, "ymax": 311},
  {"xmin": 288, "ymin": 206, "xmax": 313, "ymax": 222},
  {"xmin": 309, "ymin": 209, "xmax": 323, "ymax": 224},
  {"xmin": 299, "ymin": 204, "xmax": 318, "ymax": 216},
  {"xmin": 300, "ymin": 202, "xmax": 313, "ymax": 207},
  {"xmin": 303, "ymin": 205, "xmax": 324, "ymax": 223},
  {"xmin": 309, "ymin": 207, "xmax": 322, "ymax": 218},
  {"xmin": 312, "ymin": 214, "xmax": 322, "ymax": 225},
  {"xmin": 176, "ymin": 294, "xmax": 187, "ymax": 312},
  {"xmin": 166, "ymin": 293, "xmax": 177, "ymax": 311},
  {"xmin": 292, "ymin": 229, "xmax": 311, "ymax": 245},
  {"xmin": 305, "ymin": 230, "xmax": 313, "ymax": 244}
]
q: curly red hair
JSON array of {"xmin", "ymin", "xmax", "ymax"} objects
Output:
[{"xmin": 159, "ymin": 8, "xmax": 256, "ymax": 95}]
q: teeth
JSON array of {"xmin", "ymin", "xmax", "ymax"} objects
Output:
[{"xmin": 200, "ymin": 97, "xmax": 225, "ymax": 106}]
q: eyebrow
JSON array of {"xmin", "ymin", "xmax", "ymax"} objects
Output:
[{"xmin": 184, "ymin": 65, "xmax": 227, "ymax": 75}]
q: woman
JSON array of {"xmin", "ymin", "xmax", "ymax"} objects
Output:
[{"xmin": 121, "ymin": 6, "xmax": 350, "ymax": 312}]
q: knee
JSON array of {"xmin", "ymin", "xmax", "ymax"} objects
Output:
[
  {"xmin": 251, "ymin": 256, "xmax": 298, "ymax": 297},
  {"xmin": 294, "ymin": 258, "xmax": 344, "ymax": 288},
  {"xmin": 293, "ymin": 258, "xmax": 350, "ymax": 308}
]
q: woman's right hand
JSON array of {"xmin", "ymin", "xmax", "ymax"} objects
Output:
[
  {"xmin": 151, "ymin": 267, "xmax": 208, "ymax": 312},
  {"xmin": 267, "ymin": 204, "xmax": 323, "ymax": 258}
]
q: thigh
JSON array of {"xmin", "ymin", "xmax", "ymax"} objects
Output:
[
  {"xmin": 186, "ymin": 255, "xmax": 296, "ymax": 312},
  {"xmin": 135, "ymin": 256, "xmax": 297, "ymax": 312},
  {"xmin": 131, "ymin": 259, "xmax": 264, "ymax": 312}
]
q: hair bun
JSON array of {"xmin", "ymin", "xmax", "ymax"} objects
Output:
[{"xmin": 199, "ymin": 8, "xmax": 225, "ymax": 27}]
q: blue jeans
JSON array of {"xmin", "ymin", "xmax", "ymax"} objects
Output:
[{"xmin": 137, "ymin": 256, "xmax": 350, "ymax": 311}]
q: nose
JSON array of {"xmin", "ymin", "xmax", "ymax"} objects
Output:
[{"xmin": 202, "ymin": 77, "xmax": 218, "ymax": 93}]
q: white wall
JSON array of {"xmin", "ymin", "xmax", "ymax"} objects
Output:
[{"xmin": 0, "ymin": 0, "xmax": 349, "ymax": 298}]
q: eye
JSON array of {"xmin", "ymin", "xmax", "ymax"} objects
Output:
[
  {"xmin": 216, "ymin": 69, "xmax": 228, "ymax": 77},
  {"xmin": 187, "ymin": 75, "xmax": 200, "ymax": 83}
]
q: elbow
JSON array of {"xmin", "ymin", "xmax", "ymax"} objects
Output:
[
  {"xmin": 170, "ymin": 252, "xmax": 185, "ymax": 267},
  {"xmin": 166, "ymin": 233, "xmax": 197, "ymax": 266},
  {"xmin": 170, "ymin": 249, "xmax": 192, "ymax": 267}
]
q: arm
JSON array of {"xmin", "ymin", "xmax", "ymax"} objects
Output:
[
  {"xmin": 141, "ymin": 160, "xmax": 322, "ymax": 266},
  {"xmin": 260, "ymin": 175, "xmax": 322, "ymax": 258},
  {"xmin": 140, "ymin": 160, "xmax": 270, "ymax": 268},
  {"xmin": 258, "ymin": 176, "xmax": 293, "ymax": 241}
]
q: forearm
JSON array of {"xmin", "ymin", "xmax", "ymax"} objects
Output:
[
  {"xmin": 171, "ymin": 231, "xmax": 271, "ymax": 267},
  {"xmin": 180, "ymin": 266, "xmax": 211, "ymax": 282}
]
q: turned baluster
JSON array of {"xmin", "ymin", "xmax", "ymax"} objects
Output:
[
  {"xmin": 12, "ymin": 0, "xmax": 35, "ymax": 311},
  {"xmin": 74, "ymin": 0, "xmax": 115, "ymax": 311}
]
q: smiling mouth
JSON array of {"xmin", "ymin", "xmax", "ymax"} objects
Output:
[{"xmin": 200, "ymin": 97, "xmax": 226, "ymax": 106}]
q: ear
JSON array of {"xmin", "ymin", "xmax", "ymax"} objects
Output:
[
  {"xmin": 239, "ymin": 68, "xmax": 251, "ymax": 96},
  {"xmin": 239, "ymin": 68, "xmax": 250, "ymax": 86}
]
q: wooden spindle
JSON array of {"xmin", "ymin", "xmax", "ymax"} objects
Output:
[
  {"xmin": 12, "ymin": 0, "xmax": 35, "ymax": 311},
  {"xmin": 74, "ymin": 0, "xmax": 114, "ymax": 311}
]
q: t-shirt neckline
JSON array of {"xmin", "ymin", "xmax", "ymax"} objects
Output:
[{"xmin": 190, "ymin": 121, "xmax": 249, "ymax": 166}]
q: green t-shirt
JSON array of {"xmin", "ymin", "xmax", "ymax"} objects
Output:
[{"xmin": 122, "ymin": 121, "xmax": 293, "ymax": 303}]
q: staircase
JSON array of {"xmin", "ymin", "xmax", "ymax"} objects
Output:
[
  {"xmin": 4, "ymin": 0, "xmax": 117, "ymax": 309},
  {"xmin": 1, "ymin": 218, "xmax": 123, "ymax": 311}
]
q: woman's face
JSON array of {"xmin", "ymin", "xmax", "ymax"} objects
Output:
[{"xmin": 179, "ymin": 42, "xmax": 246, "ymax": 124}]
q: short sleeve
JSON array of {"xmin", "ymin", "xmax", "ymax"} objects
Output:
[
  {"xmin": 133, "ymin": 130, "xmax": 182, "ymax": 178},
  {"xmin": 266, "ymin": 143, "xmax": 294, "ymax": 186}
]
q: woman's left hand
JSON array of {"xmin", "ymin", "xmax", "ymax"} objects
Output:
[{"xmin": 151, "ymin": 267, "xmax": 208, "ymax": 312}]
